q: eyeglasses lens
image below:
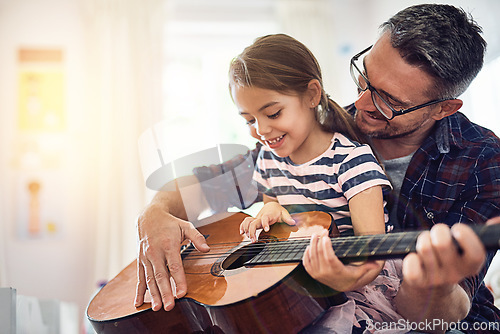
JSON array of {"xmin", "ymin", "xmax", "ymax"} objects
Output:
[{"xmin": 351, "ymin": 57, "xmax": 394, "ymax": 119}]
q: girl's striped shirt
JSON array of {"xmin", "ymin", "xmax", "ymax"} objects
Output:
[{"xmin": 254, "ymin": 132, "xmax": 392, "ymax": 235}]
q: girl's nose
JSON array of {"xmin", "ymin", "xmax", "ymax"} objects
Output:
[{"xmin": 255, "ymin": 119, "xmax": 271, "ymax": 137}]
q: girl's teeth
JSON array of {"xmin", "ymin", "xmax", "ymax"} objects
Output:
[{"xmin": 268, "ymin": 135, "xmax": 284, "ymax": 144}]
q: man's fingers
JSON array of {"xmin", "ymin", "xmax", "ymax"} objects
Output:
[
  {"xmin": 162, "ymin": 252, "xmax": 187, "ymax": 302},
  {"xmin": 150, "ymin": 260, "xmax": 177, "ymax": 311},
  {"xmin": 403, "ymin": 223, "xmax": 488, "ymax": 289},
  {"xmin": 184, "ymin": 225, "xmax": 210, "ymax": 253},
  {"xmin": 486, "ymin": 216, "xmax": 500, "ymax": 226},
  {"xmin": 142, "ymin": 258, "xmax": 169, "ymax": 311},
  {"xmin": 135, "ymin": 260, "xmax": 147, "ymax": 307},
  {"xmin": 451, "ymin": 224, "xmax": 486, "ymax": 275},
  {"xmin": 415, "ymin": 230, "xmax": 439, "ymax": 280},
  {"xmin": 402, "ymin": 253, "xmax": 423, "ymax": 286}
]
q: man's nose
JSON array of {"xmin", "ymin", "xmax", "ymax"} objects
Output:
[{"xmin": 354, "ymin": 89, "xmax": 376, "ymax": 112}]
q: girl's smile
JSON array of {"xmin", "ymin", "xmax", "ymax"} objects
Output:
[{"xmin": 263, "ymin": 134, "xmax": 286, "ymax": 149}]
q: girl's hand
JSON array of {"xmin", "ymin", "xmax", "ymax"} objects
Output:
[
  {"xmin": 303, "ymin": 229, "xmax": 384, "ymax": 292},
  {"xmin": 239, "ymin": 201, "xmax": 295, "ymax": 242}
]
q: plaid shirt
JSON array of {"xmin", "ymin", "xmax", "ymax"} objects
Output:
[{"xmin": 347, "ymin": 104, "xmax": 500, "ymax": 330}]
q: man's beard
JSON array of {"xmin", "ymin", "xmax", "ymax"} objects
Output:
[
  {"xmin": 355, "ymin": 110, "xmax": 431, "ymax": 140},
  {"xmin": 367, "ymin": 125, "xmax": 421, "ymax": 139}
]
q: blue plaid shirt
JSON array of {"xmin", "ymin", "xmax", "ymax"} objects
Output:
[{"xmin": 346, "ymin": 104, "xmax": 500, "ymax": 331}]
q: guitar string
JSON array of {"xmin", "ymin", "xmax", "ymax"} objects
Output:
[
  {"xmin": 180, "ymin": 233, "xmax": 419, "ymax": 262},
  {"xmin": 188, "ymin": 233, "xmax": 400, "ymax": 252},
  {"xmin": 181, "ymin": 236, "xmax": 311, "ymax": 260},
  {"xmin": 186, "ymin": 233, "xmax": 410, "ymax": 252},
  {"xmin": 176, "ymin": 224, "xmax": 497, "ymax": 263},
  {"xmin": 182, "ymin": 234, "xmax": 413, "ymax": 257}
]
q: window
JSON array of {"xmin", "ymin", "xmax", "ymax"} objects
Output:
[
  {"xmin": 464, "ymin": 56, "xmax": 500, "ymax": 136},
  {"xmin": 162, "ymin": 1, "xmax": 278, "ymax": 158}
]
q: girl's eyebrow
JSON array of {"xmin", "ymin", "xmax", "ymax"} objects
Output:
[
  {"xmin": 239, "ymin": 101, "xmax": 280, "ymax": 115},
  {"xmin": 258, "ymin": 101, "xmax": 279, "ymax": 112}
]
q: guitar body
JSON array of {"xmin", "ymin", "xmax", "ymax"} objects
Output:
[{"xmin": 87, "ymin": 211, "xmax": 345, "ymax": 334}]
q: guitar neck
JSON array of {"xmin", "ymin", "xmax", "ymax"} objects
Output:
[{"xmin": 245, "ymin": 223, "xmax": 500, "ymax": 265}]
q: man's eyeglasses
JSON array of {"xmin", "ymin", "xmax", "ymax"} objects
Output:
[{"xmin": 349, "ymin": 45, "xmax": 452, "ymax": 120}]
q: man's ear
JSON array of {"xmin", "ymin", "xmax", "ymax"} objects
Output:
[
  {"xmin": 432, "ymin": 99, "xmax": 463, "ymax": 121},
  {"xmin": 307, "ymin": 79, "xmax": 322, "ymax": 107}
]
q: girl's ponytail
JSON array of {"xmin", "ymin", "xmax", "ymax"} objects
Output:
[{"xmin": 318, "ymin": 92, "xmax": 367, "ymax": 145}]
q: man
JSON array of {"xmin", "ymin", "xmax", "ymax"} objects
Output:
[
  {"xmin": 135, "ymin": 4, "xmax": 500, "ymax": 332},
  {"xmin": 346, "ymin": 4, "xmax": 499, "ymax": 330}
]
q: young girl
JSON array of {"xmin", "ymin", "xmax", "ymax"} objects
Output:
[{"xmin": 230, "ymin": 34, "xmax": 403, "ymax": 332}]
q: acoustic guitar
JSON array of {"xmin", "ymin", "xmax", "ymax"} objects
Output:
[{"xmin": 87, "ymin": 211, "xmax": 500, "ymax": 334}]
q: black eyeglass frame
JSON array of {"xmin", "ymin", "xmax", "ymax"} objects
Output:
[{"xmin": 350, "ymin": 45, "xmax": 453, "ymax": 120}]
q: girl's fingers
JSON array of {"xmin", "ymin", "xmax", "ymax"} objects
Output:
[
  {"xmin": 281, "ymin": 209, "xmax": 296, "ymax": 226},
  {"xmin": 262, "ymin": 215, "xmax": 270, "ymax": 232},
  {"xmin": 239, "ymin": 217, "xmax": 254, "ymax": 234},
  {"xmin": 248, "ymin": 218, "xmax": 260, "ymax": 242}
]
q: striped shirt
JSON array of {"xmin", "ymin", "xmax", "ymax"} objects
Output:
[{"xmin": 254, "ymin": 132, "xmax": 392, "ymax": 235}]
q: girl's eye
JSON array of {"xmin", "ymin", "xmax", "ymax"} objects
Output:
[
  {"xmin": 245, "ymin": 119, "xmax": 255, "ymax": 125},
  {"xmin": 268, "ymin": 110, "xmax": 281, "ymax": 119}
]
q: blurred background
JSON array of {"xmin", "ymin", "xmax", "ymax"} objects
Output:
[{"xmin": 0, "ymin": 0, "xmax": 498, "ymax": 332}]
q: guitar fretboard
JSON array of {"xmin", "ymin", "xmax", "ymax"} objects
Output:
[{"xmin": 244, "ymin": 224, "xmax": 500, "ymax": 266}]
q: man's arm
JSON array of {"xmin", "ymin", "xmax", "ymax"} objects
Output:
[
  {"xmin": 395, "ymin": 217, "xmax": 500, "ymax": 333},
  {"xmin": 135, "ymin": 179, "xmax": 209, "ymax": 311},
  {"xmin": 134, "ymin": 144, "xmax": 262, "ymax": 311}
]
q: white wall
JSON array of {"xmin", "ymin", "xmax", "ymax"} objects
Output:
[{"xmin": 0, "ymin": 0, "xmax": 97, "ymax": 329}]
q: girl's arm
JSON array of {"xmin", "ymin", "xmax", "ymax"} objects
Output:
[
  {"xmin": 239, "ymin": 195, "xmax": 295, "ymax": 242},
  {"xmin": 349, "ymin": 185, "xmax": 386, "ymax": 236},
  {"xmin": 346, "ymin": 185, "xmax": 386, "ymax": 288},
  {"xmin": 303, "ymin": 185, "xmax": 386, "ymax": 292}
]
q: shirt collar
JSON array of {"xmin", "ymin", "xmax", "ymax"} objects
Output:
[
  {"xmin": 425, "ymin": 113, "xmax": 467, "ymax": 160},
  {"xmin": 434, "ymin": 118, "xmax": 451, "ymax": 154}
]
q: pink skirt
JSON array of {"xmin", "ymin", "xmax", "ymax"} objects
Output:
[{"xmin": 305, "ymin": 259, "xmax": 405, "ymax": 333}]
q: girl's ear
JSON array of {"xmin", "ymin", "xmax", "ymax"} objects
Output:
[
  {"xmin": 432, "ymin": 99, "xmax": 463, "ymax": 121},
  {"xmin": 307, "ymin": 79, "xmax": 322, "ymax": 107}
]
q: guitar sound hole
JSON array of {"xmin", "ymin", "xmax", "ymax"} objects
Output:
[{"xmin": 222, "ymin": 242, "xmax": 267, "ymax": 270}]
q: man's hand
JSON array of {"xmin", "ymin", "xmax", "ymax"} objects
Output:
[
  {"xmin": 395, "ymin": 219, "xmax": 500, "ymax": 329},
  {"xmin": 402, "ymin": 223, "xmax": 485, "ymax": 290},
  {"xmin": 134, "ymin": 203, "xmax": 209, "ymax": 311}
]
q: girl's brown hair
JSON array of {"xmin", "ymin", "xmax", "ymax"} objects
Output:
[{"xmin": 229, "ymin": 33, "xmax": 365, "ymax": 144}]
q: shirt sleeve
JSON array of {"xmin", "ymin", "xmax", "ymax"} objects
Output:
[
  {"xmin": 193, "ymin": 143, "xmax": 262, "ymax": 211},
  {"xmin": 337, "ymin": 144, "xmax": 392, "ymax": 201}
]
